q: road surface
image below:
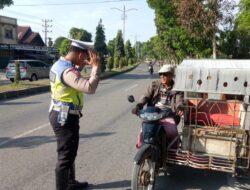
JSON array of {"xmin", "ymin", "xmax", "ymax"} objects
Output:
[{"xmin": 0, "ymin": 64, "xmax": 249, "ymax": 190}]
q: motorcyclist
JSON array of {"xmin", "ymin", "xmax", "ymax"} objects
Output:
[
  {"xmin": 132, "ymin": 64, "xmax": 184, "ymax": 148},
  {"xmin": 148, "ymin": 61, "xmax": 154, "ymax": 74}
]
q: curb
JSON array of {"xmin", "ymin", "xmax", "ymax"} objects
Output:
[
  {"xmin": 0, "ymin": 86, "xmax": 50, "ymax": 100},
  {"xmin": 0, "ymin": 64, "xmax": 139, "ymax": 101}
]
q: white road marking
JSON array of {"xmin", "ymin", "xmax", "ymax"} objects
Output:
[
  {"xmin": 125, "ymin": 84, "xmax": 138, "ymax": 92},
  {"xmin": 0, "ymin": 122, "xmax": 50, "ymax": 146}
]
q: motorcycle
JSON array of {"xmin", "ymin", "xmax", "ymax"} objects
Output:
[
  {"xmin": 128, "ymin": 95, "xmax": 176, "ymax": 190},
  {"xmin": 148, "ymin": 65, "xmax": 154, "ymax": 75}
]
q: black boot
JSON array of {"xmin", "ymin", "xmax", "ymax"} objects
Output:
[
  {"xmin": 67, "ymin": 163, "xmax": 88, "ymax": 190},
  {"xmin": 55, "ymin": 169, "xmax": 69, "ymax": 190}
]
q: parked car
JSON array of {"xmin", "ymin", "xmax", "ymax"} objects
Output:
[{"xmin": 5, "ymin": 60, "xmax": 51, "ymax": 82}]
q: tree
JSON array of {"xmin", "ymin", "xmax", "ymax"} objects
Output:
[
  {"xmin": 58, "ymin": 27, "xmax": 92, "ymax": 56},
  {"xmin": 14, "ymin": 60, "xmax": 20, "ymax": 84},
  {"xmin": 125, "ymin": 40, "xmax": 134, "ymax": 65},
  {"xmin": 237, "ymin": 0, "xmax": 250, "ymax": 35},
  {"xmin": 114, "ymin": 56, "xmax": 119, "ymax": 69},
  {"xmin": 69, "ymin": 27, "xmax": 92, "ymax": 42},
  {"xmin": 59, "ymin": 39, "xmax": 70, "ymax": 56},
  {"xmin": 134, "ymin": 41, "xmax": 143, "ymax": 60},
  {"xmin": 94, "ymin": 19, "xmax": 107, "ymax": 73},
  {"xmin": 175, "ymin": 0, "xmax": 236, "ymax": 59},
  {"xmin": 0, "ymin": 0, "xmax": 13, "ymax": 9},
  {"xmin": 114, "ymin": 30, "xmax": 125, "ymax": 68},
  {"xmin": 142, "ymin": 36, "xmax": 163, "ymax": 60},
  {"xmin": 147, "ymin": 0, "xmax": 237, "ymax": 62},
  {"xmin": 107, "ymin": 39, "xmax": 115, "ymax": 57},
  {"xmin": 216, "ymin": 0, "xmax": 250, "ymax": 59},
  {"xmin": 107, "ymin": 56, "xmax": 113, "ymax": 71},
  {"xmin": 53, "ymin": 37, "xmax": 65, "ymax": 48},
  {"xmin": 147, "ymin": 0, "xmax": 200, "ymax": 63},
  {"xmin": 233, "ymin": 0, "xmax": 250, "ymax": 58}
]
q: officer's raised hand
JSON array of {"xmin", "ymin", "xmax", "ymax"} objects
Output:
[{"xmin": 85, "ymin": 51, "xmax": 100, "ymax": 67}]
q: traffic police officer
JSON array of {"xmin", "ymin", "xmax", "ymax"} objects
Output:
[{"xmin": 49, "ymin": 38, "xmax": 100, "ymax": 190}]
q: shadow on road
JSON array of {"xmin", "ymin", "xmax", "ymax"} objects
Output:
[
  {"xmin": 0, "ymin": 136, "xmax": 56, "ymax": 149},
  {"xmin": 0, "ymin": 132, "xmax": 114, "ymax": 149},
  {"xmin": 88, "ymin": 180, "xmax": 131, "ymax": 189}
]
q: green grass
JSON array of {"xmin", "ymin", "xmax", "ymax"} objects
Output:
[{"xmin": 0, "ymin": 80, "xmax": 50, "ymax": 93}]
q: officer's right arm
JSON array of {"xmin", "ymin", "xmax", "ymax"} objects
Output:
[{"xmin": 62, "ymin": 66, "xmax": 101, "ymax": 94}]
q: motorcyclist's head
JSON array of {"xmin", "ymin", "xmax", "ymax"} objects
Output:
[{"xmin": 158, "ymin": 64, "xmax": 174, "ymax": 86}]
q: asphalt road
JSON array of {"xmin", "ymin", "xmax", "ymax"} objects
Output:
[{"xmin": 0, "ymin": 64, "xmax": 249, "ymax": 190}]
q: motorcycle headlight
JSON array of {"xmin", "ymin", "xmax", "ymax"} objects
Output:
[{"xmin": 140, "ymin": 112, "xmax": 162, "ymax": 121}]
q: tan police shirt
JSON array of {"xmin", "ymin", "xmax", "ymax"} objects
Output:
[{"xmin": 62, "ymin": 66, "xmax": 100, "ymax": 94}]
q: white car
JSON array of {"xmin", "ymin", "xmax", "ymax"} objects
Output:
[{"xmin": 5, "ymin": 60, "xmax": 51, "ymax": 82}]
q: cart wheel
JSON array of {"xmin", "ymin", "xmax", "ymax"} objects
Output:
[{"xmin": 131, "ymin": 151, "xmax": 157, "ymax": 190}]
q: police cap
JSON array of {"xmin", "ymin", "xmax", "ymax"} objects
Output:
[{"xmin": 68, "ymin": 38, "xmax": 94, "ymax": 50}]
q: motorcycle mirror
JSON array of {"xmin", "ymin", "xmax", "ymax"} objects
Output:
[{"xmin": 127, "ymin": 95, "xmax": 135, "ymax": 103}]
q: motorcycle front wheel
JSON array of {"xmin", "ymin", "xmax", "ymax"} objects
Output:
[{"xmin": 131, "ymin": 150, "xmax": 157, "ymax": 190}]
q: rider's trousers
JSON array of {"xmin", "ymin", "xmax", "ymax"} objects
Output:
[{"xmin": 136, "ymin": 117, "xmax": 178, "ymax": 148}]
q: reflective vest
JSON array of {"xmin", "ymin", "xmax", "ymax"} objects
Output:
[{"xmin": 50, "ymin": 58, "xmax": 84, "ymax": 109}]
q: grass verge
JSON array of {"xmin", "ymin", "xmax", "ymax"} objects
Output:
[{"xmin": 0, "ymin": 80, "xmax": 50, "ymax": 93}]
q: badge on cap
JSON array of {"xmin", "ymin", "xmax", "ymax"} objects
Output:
[{"xmin": 68, "ymin": 38, "xmax": 94, "ymax": 50}]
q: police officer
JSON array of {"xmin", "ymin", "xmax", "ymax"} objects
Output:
[{"xmin": 49, "ymin": 38, "xmax": 100, "ymax": 190}]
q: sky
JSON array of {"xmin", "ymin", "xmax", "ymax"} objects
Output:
[{"xmin": 0, "ymin": 0, "xmax": 157, "ymax": 45}]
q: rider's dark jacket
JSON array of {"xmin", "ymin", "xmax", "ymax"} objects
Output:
[{"xmin": 137, "ymin": 80, "xmax": 184, "ymax": 113}]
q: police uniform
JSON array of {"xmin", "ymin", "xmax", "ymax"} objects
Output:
[{"xmin": 49, "ymin": 39, "xmax": 100, "ymax": 190}]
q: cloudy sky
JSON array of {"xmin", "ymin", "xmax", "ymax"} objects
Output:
[{"xmin": 0, "ymin": 0, "xmax": 156, "ymax": 44}]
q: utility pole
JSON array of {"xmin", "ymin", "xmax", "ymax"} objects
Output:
[
  {"xmin": 131, "ymin": 34, "xmax": 140, "ymax": 60},
  {"xmin": 111, "ymin": 5, "xmax": 137, "ymax": 42},
  {"xmin": 42, "ymin": 19, "xmax": 52, "ymax": 47}
]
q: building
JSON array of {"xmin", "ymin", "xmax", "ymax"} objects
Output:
[
  {"xmin": 0, "ymin": 15, "xmax": 17, "ymax": 68},
  {"xmin": 0, "ymin": 16, "xmax": 57, "ymax": 69},
  {"xmin": 17, "ymin": 26, "xmax": 45, "ymax": 46},
  {"xmin": 0, "ymin": 15, "xmax": 18, "ymax": 45}
]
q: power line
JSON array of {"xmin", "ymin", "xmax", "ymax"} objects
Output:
[
  {"xmin": 1, "ymin": 10, "xmax": 69, "ymax": 39},
  {"xmin": 3, "ymin": 8, "xmax": 43, "ymax": 20},
  {"xmin": 17, "ymin": 18, "xmax": 42, "ymax": 25},
  {"xmin": 2, "ymin": 9, "xmax": 69, "ymax": 33},
  {"xmin": 14, "ymin": 0, "xmax": 133, "ymax": 7}
]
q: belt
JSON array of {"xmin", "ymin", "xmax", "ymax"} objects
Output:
[
  {"xmin": 52, "ymin": 99, "xmax": 83, "ymax": 111},
  {"xmin": 52, "ymin": 106, "xmax": 81, "ymax": 115}
]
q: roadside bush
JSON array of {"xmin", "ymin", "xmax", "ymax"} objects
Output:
[
  {"xmin": 107, "ymin": 56, "xmax": 113, "ymax": 71},
  {"xmin": 128, "ymin": 58, "xmax": 133, "ymax": 66},
  {"xmin": 119, "ymin": 57, "xmax": 125, "ymax": 69},
  {"xmin": 114, "ymin": 56, "xmax": 119, "ymax": 68}
]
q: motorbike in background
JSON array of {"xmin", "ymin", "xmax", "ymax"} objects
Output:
[{"xmin": 148, "ymin": 64, "xmax": 154, "ymax": 75}]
